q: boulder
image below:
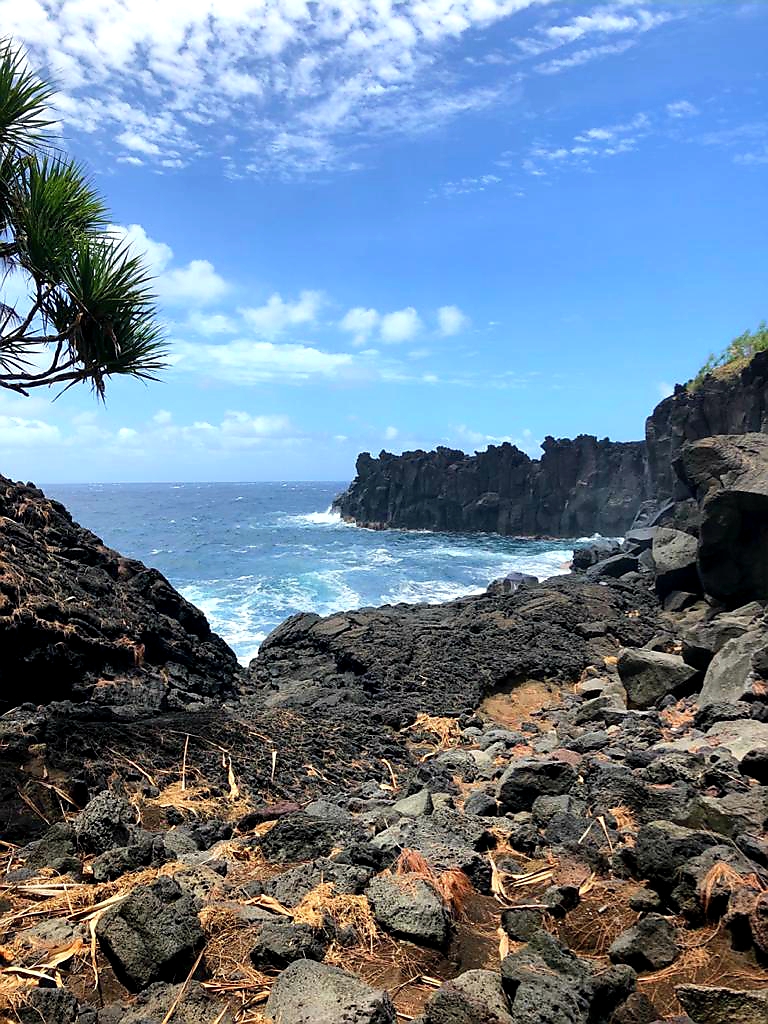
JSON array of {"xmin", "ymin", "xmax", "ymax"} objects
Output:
[
  {"xmin": 703, "ymin": 720, "xmax": 768, "ymax": 763},
  {"xmin": 635, "ymin": 821, "xmax": 723, "ymax": 894},
  {"xmin": 651, "ymin": 528, "xmax": 700, "ymax": 598},
  {"xmin": 675, "ymin": 984, "xmax": 768, "ymax": 1024},
  {"xmin": 250, "ymin": 921, "xmax": 327, "ymax": 968},
  {"xmin": 366, "ymin": 875, "xmax": 450, "ymax": 947},
  {"xmin": 573, "ymin": 541, "xmax": 622, "ymax": 571},
  {"xmin": 95, "ymin": 876, "xmax": 203, "ymax": 991},
  {"xmin": 16, "ymin": 989, "xmax": 79, "ymax": 1024},
  {"xmin": 73, "ymin": 791, "xmax": 135, "ymax": 854},
  {"xmin": 698, "ymin": 629, "xmax": 768, "ymax": 708},
  {"xmin": 608, "ymin": 915, "xmax": 680, "ymax": 972},
  {"xmin": 421, "ymin": 969, "xmax": 513, "ymax": 1023},
  {"xmin": 617, "ymin": 649, "xmax": 699, "ymax": 710},
  {"xmin": 496, "ymin": 759, "xmax": 577, "ymax": 813},
  {"xmin": 677, "ymin": 433, "xmax": 768, "ymax": 606},
  {"xmin": 257, "ymin": 813, "xmax": 354, "ymax": 863},
  {"xmin": 265, "ymin": 959, "xmax": 396, "ymax": 1024},
  {"xmin": 585, "ymin": 553, "xmax": 640, "ymax": 580}
]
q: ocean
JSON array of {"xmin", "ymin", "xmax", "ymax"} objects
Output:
[{"xmin": 44, "ymin": 481, "xmax": 584, "ymax": 666}]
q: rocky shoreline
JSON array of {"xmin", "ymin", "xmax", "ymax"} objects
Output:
[
  {"xmin": 333, "ymin": 350, "xmax": 768, "ymax": 538},
  {"xmin": 2, "ymin": 391, "xmax": 768, "ymax": 1018}
]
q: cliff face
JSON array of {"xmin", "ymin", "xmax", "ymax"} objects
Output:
[
  {"xmin": 0, "ymin": 475, "xmax": 240, "ymax": 709},
  {"xmin": 333, "ymin": 434, "xmax": 650, "ymax": 538},
  {"xmin": 646, "ymin": 349, "xmax": 768, "ymax": 501},
  {"xmin": 335, "ymin": 350, "xmax": 768, "ymax": 537}
]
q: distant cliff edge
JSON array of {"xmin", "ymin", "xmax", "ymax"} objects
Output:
[{"xmin": 334, "ymin": 350, "xmax": 768, "ymax": 537}]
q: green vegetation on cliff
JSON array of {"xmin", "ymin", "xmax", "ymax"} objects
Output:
[
  {"xmin": 690, "ymin": 321, "xmax": 768, "ymax": 390},
  {"xmin": 0, "ymin": 39, "xmax": 166, "ymax": 399}
]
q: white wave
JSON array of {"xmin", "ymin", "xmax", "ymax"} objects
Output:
[
  {"xmin": 381, "ymin": 579, "xmax": 487, "ymax": 605},
  {"xmin": 283, "ymin": 506, "xmax": 353, "ymax": 527}
]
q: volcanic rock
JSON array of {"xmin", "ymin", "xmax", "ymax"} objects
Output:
[{"xmin": 265, "ymin": 959, "xmax": 397, "ymax": 1024}]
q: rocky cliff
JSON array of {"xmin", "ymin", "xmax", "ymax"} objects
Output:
[
  {"xmin": 335, "ymin": 350, "xmax": 768, "ymax": 537},
  {"xmin": 333, "ymin": 434, "xmax": 650, "ymax": 538},
  {"xmin": 646, "ymin": 349, "xmax": 768, "ymax": 501},
  {"xmin": 0, "ymin": 474, "xmax": 240, "ymax": 709}
]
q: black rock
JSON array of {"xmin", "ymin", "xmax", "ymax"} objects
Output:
[
  {"xmin": 265, "ymin": 960, "xmax": 396, "ymax": 1024},
  {"xmin": 95, "ymin": 876, "xmax": 204, "ymax": 991},
  {"xmin": 250, "ymin": 921, "xmax": 327, "ymax": 968},
  {"xmin": 608, "ymin": 915, "xmax": 680, "ymax": 972},
  {"xmin": 500, "ymin": 906, "xmax": 546, "ymax": 942},
  {"xmin": 366, "ymin": 875, "xmax": 450, "ymax": 947},
  {"xmin": 497, "ymin": 759, "xmax": 577, "ymax": 813},
  {"xmin": 73, "ymin": 791, "xmax": 135, "ymax": 855}
]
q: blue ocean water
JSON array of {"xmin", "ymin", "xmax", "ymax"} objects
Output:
[{"xmin": 44, "ymin": 482, "xmax": 583, "ymax": 665}]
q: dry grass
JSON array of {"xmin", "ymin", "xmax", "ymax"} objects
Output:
[
  {"xmin": 392, "ymin": 849, "xmax": 473, "ymax": 919},
  {"xmin": 609, "ymin": 805, "xmax": 637, "ymax": 833},
  {"xmin": 700, "ymin": 861, "xmax": 765, "ymax": 917},
  {"xmin": 292, "ymin": 883, "xmax": 378, "ymax": 953},
  {"xmin": 406, "ymin": 714, "xmax": 462, "ymax": 755}
]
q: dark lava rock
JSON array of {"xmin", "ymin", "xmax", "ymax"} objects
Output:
[
  {"xmin": 610, "ymin": 992, "xmax": 662, "ymax": 1024},
  {"xmin": 699, "ymin": 629, "xmax": 768, "ymax": 708},
  {"xmin": 250, "ymin": 920, "xmax": 327, "ymax": 968},
  {"xmin": 586, "ymin": 554, "xmax": 640, "ymax": 580},
  {"xmin": 73, "ymin": 791, "xmax": 136, "ymax": 854},
  {"xmin": 16, "ymin": 989, "xmax": 79, "ymax": 1024},
  {"xmin": 366, "ymin": 875, "xmax": 450, "ymax": 947},
  {"xmin": 741, "ymin": 747, "xmax": 768, "ymax": 784},
  {"xmin": 265, "ymin": 959, "xmax": 397, "ymax": 1024},
  {"xmin": 24, "ymin": 822, "xmax": 79, "ymax": 874},
  {"xmin": 421, "ymin": 969, "xmax": 513, "ymax": 1023},
  {"xmin": 608, "ymin": 915, "xmax": 680, "ymax": 972},
  {"xmin": 500, "ymin": 906, "xmax": 546, "ymax": 942},
  {"xmin": 635, "ymin": 821, "xmax": 722, "ymax": 894},
  {"xmin": 256, "ymin": 812, "xmax": 354, "ymax": 864},
  {"xmin": 675, "ymin": 983, "xmax": 768, "ymax": 1024},
  {"xmin": 651, "ymin": 528, "xmax": 700, "ymax": 600},
  {"xmin": 677, "ymin": 433, "xmax": 768, "ymax": 606},
  {"xmin": 617, "ymin": 649, "xmax": 698, "ymax": 710},
  {"xmin": 574, "ymin": 541, "xmax": 622, "ymax": 570},
  {"xmin": 260, "ymin": 858, "xmax": 373, "ymax": 907},
  {"xmin": 98, "ymin": 981, "xmax": 219, "ymax": 1024},
  {"xmin": 693, "ymin": 701, "xmax": 752, "ymax": 731},
  {"xmin": 250, "ymin": 576, "xmax": 659, "ymax": 726},
  {"xmin": 332, "ymin": 438, "xmax": 649, "ymax": 538},
  {"xmin": 92, "ymin": 831, "xmax": 166, "ymax": 882},
  {"xmin": 0, "ymin": 474, "xmax": 239, "ymax": 710},
  {"xmin": 496, "ymin": 758, "xmax": 577, "ymax": 813},
  {"xmin": 95, "ymin": 876, "xmax": 203, "ymax": 991},
  {"xmin": 463, "ymin": 790, "xmax": 498, "ymax": 817}
]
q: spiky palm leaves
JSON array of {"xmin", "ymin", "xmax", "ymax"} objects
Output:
[{"xmin": 0, "ymin": 39, "xmax": 166, "ymax": 398}]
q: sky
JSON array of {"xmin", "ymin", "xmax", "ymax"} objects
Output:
[{"xmin": 0, "ymin": 0, "xmax": 766, "ymax": 483}]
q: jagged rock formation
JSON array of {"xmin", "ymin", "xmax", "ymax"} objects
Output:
[
  {"xmin": 647, "ymin": 350, "xmax": 768, "ymax": 501},
  {"xmin": 333, "ymin": 435, "xmax": 650, "ymax": 537},
  {"xmin": 0, "ymin": 475, "xmax": 240, "ymax": 709},
  {"xmin": 335, "ymin": 350, "xmax": 768, "ymax": 537}
]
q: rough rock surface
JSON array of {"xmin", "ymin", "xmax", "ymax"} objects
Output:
[
  {"xmin": 333, "ymin": 436, "xmax": 650, "ymax": 537},
  {"xmin": 677, "ymin": 433, "xmax": 768, "ymax": 605},
  {"xmin": 0, "ymin": 475, "xmax": 239, "ymax": 710},
  {"xmin": 265, "ymin": 960, "xmax": 397, "ymax": 1024}
]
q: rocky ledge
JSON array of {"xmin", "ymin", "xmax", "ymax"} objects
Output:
[{"xmin": 1, "ymin": 433, "xmax": 768, "ymax": 1023}]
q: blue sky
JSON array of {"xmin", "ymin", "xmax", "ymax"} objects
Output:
[{"xmin": 0, "ymin": 0, "xmax": 766, "ymax": 482}]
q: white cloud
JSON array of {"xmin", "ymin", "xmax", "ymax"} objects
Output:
[
  {"xmin": 159, "ymin": 260, "xmax": 230, "ymax": 305},
  {"xmin": 380, "ymin": 307, "xmax": 422, "ymax": 344},
  {"xmin": 110, "ymin": 223, "xmax": 229, "ymax": 306},
  {"xmin": 340, "ymin": 306, "xmax": 380, "ymax": 345},
  {"xmin": 187, "ymin": 312, "xmax": 237, "ymax": 335},
  {"xmin": 535, "ymin": 39, "xmax": 635, "ymax": 75},
  {"xmin": 153, "ymin": 409, "xmax": 173, "ymax": 425},
  {"xmin": 240, "ymin": 291, "xmax": 324, "ymax": 336},
  {"xmin": 384, "ymin": 425, "xmax": 399, "ymax": 440},
  {"xmin": 666, "ymin": 100, "xmax": 699, "ymax": 118},
  {"xmin": 0, "ymin": 414, "xmax": 61, "ymax": 447},
  {"xmin": 437, "ymin": 305, "xmax": 470, "ymax": 336},
  {"xmin": 171, "ymin": 337, "xmax": 354, "ymax": 385},
  {"xmin": 117, "ymin": 427, "xmax": 138, "ymax": 442},
  {"xmin": 115, "ymin": 130, "xmax": 162, "ymax": 156}
]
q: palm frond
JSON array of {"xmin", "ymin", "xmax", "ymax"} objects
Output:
[
  {"xmin": 12, "ymin": 154, "xmax": 108, "ymax": 282},
  {"xmin": 0, "ymin": 40, "xmax": 55, "ymax": 154},
  {"xmin": 47, "ymin": 235, "xmax": 167, "ymax": 398}
]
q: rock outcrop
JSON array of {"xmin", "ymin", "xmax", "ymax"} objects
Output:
[
  {"xmin": 646, "ymin": 350, "xmax": 768, "ymax": 502},
  {"xmin": 335, "ymin": 350, "xmax": 768, "ymax": 537},
  {"xmin": 0, "ymin": 475, "xmax": 240, "ymax": 710},
  {"xmin": 333, "ymin": 435, "xmax": 650, "ymax": 537}
]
